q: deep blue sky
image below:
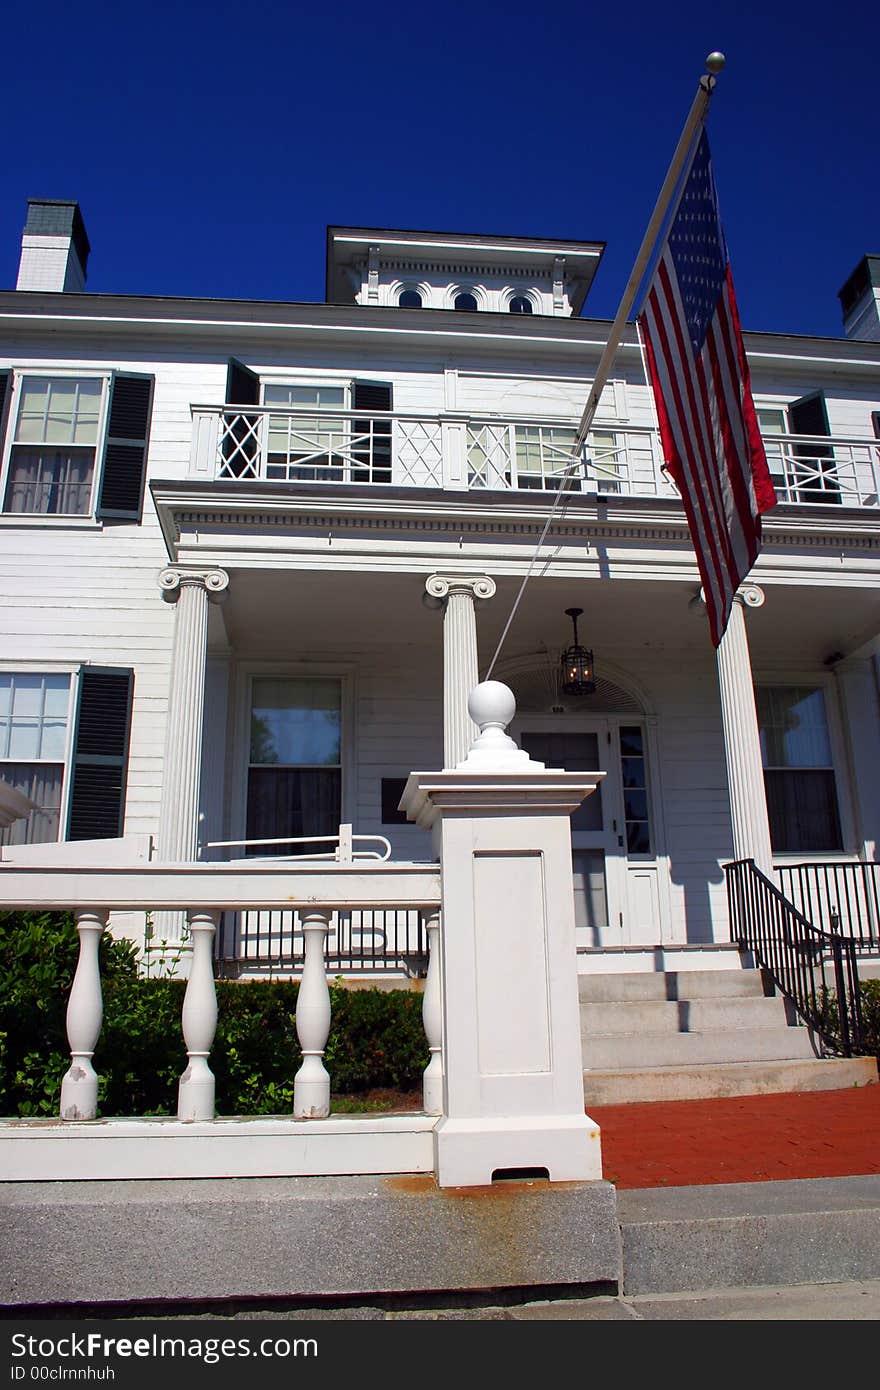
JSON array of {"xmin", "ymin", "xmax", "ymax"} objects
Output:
[{"xmin": 1, "ymin": 0, "xmax": 876, "ymax": 338}]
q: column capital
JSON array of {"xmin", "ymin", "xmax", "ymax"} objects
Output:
[
  {"xmin": 733, "ymin": 583, "xmax": 765, "ymax": 610},
  {"xmin": 159, "ymin": 567, "xmax": 230, "ymax": 604},
  {"xmin": 690, "ymin": 583, "xmax": 765, "ymax": 614},
  {"xmin": 423, "ymin": 573, "xmax": 496, "ymax": 609}
]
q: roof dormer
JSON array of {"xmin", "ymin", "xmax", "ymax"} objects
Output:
[{"xmin": 325, "ymin": 227, "xmax": 604, "ymax": 317}]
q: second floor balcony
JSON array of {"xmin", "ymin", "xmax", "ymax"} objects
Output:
[{"xmin": 189, "ymin": 404, "xmax": 880, "ymax": 509}]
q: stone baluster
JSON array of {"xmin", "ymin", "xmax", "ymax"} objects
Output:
[
  {"xmin": 421, "ymin": 907, "xmax": 443, "ymax": 1116},
  {"xmin": 177, "ymin": 910, "xmax": 219, "ymax": 1120},
  {"xmin": 424, "ymin": 574, "xmax": 497, "ymax": 768},
  {"xmin": 294, "ymin": 909, "xmax": 332, "ymax": 1118},
  {"xmin": 60, "ymin": 909, "xmax": 108, "ymax": 1121}
]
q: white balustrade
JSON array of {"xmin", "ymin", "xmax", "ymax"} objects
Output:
[
  {"xmin": 188, "ymin": 403, "xmax": 880, "ymax": 509},
  {"xmin": 421, "ymin": 908, "xmax": 443, "ymax": 1116},
  {"xmin": 293, "ymin": 909, "xmax": 332, "ymax": 1118},
  {"xmin": 177, "ymin": 910, "xmax": 220, "ymax": 1121},
  {"xmin": 60, "ymin": 909, "xmax": 108, "ymax": 1121}
]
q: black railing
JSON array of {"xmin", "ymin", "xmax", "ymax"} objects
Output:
[
  {"xmin": 216, "ymin": 907, "xmax": 428, "ymax": 978},
  {"xmin": 725, "ymin": 858, "xmax": 865, "ymax": 1058},
  {"xmin": 776, "ymin": 861, "xmax": 880, "ymax": 953}
]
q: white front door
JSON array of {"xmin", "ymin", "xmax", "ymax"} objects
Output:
[{"xmin": 517, "ymin": 723, "xmax": 629, "ymax": 948}]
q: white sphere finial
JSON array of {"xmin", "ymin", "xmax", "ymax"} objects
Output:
[
  {"xmin": 468, "ymin": 680, "xmax": 516, "ymax": 734},
  {"xmin": 706, "ymin": 51, "xmax": 725, "ymax": 74}
]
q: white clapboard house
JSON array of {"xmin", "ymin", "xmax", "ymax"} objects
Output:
[{"xmin": 0, "ymin": 200, "xmax": 878, "ymax": 1141}]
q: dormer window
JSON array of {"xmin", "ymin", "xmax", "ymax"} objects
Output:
[
  {"xmin": 509, "ymin": 295, "xmax": 533, "ymax": 314},
  {"xmin": 398, "ymin": 288, "xmax": 422, "ymax": 308},
  {"xmin": 454, "ymin": 292, "xmax": 478, "ymax": 312}
]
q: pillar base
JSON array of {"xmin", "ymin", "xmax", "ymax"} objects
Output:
[{"xmin": 434, "ymin": 1113, "xmax": 603, "ymax": 1188}]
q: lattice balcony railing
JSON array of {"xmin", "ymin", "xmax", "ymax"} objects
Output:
[{"xmin": 189, "ymin": 405, "xmax": 880, "ymax": 507}]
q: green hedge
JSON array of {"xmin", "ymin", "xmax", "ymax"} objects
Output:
[{"xmin": 0, "ymin": 911, "xmax": 427, "ymax": 1117}]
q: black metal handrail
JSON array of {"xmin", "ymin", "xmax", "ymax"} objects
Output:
[
  {"xmin": 776, "ymin": 860, "xmax": 880, "ymax": 953},
  {"xmin": 216, "ymin": 907, "xmax": 428, "ymax": 978},
  {"xmin": 725, "ymin": 858, "xmax": 865, "ymax": 1057}
]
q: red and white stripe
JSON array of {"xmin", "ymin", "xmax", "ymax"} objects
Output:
[{"xmin": 641, "ymin": 250, "xmax": 776, "ymax": 646}]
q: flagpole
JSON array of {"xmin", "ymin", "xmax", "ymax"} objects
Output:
[{"xmin": 572, "ymin": 52, "xmax": 725, "ymax": 454}]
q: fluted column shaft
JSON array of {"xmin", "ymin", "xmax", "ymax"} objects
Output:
[
  {"xmin": 424, "ymin": 575, "xmax": 496, "ymax": 768},
  {"xmin": 157, "ymin": 568, "xmax": 229, "ymax": 863},
  {"xmin": 716, "ymin": 587, "xmax": 774, "ymax": 876}
]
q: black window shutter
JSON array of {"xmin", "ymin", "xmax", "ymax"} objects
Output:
[
  {"xmin": 223, "ymin": 358, "xmax": 261, "ymax": 477},
  {"xmin": 352, "ymin": 380, "xmax": 392, "ymax": 482},
  {"xmin": 67, "ymin": 669, "xmax": 133, "ymax": 841},
  {"xmin": 226, "ymin": 358, "xmax": 260, "ymax": 406},
  {"xmin": 97, "ymin": 374, "xmax": 154, "ymax": 521},
  {"xmin": 788, "ymin": 391, "xmax": 839, "ymax": 503},
  {"xmin": 0, "ymin": 371, "xmax": 10, "ymax": 446}
]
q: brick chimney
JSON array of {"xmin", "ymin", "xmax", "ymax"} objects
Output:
[
  {"xmin": 16, "ymin": 199, "xmax": 90, "ymax": 292},
  {"xmin": 838, "ymin": 255, "xmax": 880, "ymax": 342}
]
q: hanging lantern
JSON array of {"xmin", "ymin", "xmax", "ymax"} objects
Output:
[{"xmin": 560, "ymin": 607, "xmax": 596, "ymax": 696}]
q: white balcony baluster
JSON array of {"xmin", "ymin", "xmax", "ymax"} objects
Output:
[
  {"xmin": 60, "ymin": 908, "xmax": 107, "ymax": 1121},
  {"xmin": 294, "ymin": 908, "xmax": 332, "ymax": 1118},
  {"xmin": 421, "ymin": 907, "xmax": 443, "ymax": 1116},
  {"xmin": 177, "ymin": 910, "xmax": 219, "ymax": 1121}
]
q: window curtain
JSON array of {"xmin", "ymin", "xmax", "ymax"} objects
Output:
[
  {"xmin": 0, "ymin": 763, "xmax": 63, "ymax": 845},
  {"xmin": 246, "ymin": 767, "xmax": 341, "ymax": 856},
  {"xmin": 6, "ymin": 448, "xmax": 92, "ymax": 514}
]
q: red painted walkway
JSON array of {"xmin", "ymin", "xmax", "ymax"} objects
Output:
[{"xmin": 590, "ymin": 1084, "xmax": 880, "ymax": 1189}]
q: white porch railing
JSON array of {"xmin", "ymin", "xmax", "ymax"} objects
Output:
[
  {"xmin": 189, "ymin": 404, "xmax": 880, "ymax": 507},
  {"xmin": 0, "ymin": 859, "xmax": 442, "ymax": 1180}
]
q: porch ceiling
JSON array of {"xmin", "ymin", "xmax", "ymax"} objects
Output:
[{"xmin": 212, "ymin": 568, "xmax": 879, "ymax": 670}]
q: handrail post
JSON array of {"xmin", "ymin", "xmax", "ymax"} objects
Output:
[{"xmin": 830, "ymin": 931, "xmax": 852, "ymax": 1058}]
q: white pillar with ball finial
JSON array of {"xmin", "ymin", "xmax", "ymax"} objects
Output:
[{"xmin": 400, "ymin": 680, "xmax": 605, "ymax": 1188}]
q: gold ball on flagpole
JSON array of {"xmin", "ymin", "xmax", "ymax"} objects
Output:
[{"xmin": 705, "ymin": 52, "xmax": 726, "ymax": 73}]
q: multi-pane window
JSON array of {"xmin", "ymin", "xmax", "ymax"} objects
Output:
[
  {"xmin": 0, "ymin": 673, "xmax": 71, "ymax": 844},
  {"xmin": 619, "ymin": 726, "xmax": 651, "ymax": 854},
  {"xmin": 246, "ymin": 678, "xmax": 342, "ymax": 856},
  {"xmin": 756, "ymin": 407, "xmax": 788, "ymax": 495},
  {"xmin": 5, "ymin": 377, "xmax": 103, "ymax": 514},
  {"xmin": 515, "ymin": 425, "xmax": 581, "ymax": 489},
  {"xmin": 756, "ymin": 686, "xmax": 843, "ymax": 853},
  {"xmin": 263, "ymin": 384, "xmax": 346, "ymax": 481}
]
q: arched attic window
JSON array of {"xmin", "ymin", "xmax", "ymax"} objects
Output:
[
  {"xmin": 454, "ymin": 292, "xmax": 479, "ymax": 312},
  {"xmin": 398, "ymin": 288, "xmax": 422, "ymax": 308},
  {"xmin": 509, "ymin": 295, "xmax": 533, "ymax": 314}
]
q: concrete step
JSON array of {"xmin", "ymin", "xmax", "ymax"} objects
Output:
[
  {"xmin": 578, "ymin": 968, "xmax": 768, "ymax": 1003},
  {"xmin": 583, "ymin": 1023, "xmax": 816, "ymax": 1070},
  {"xmin": 581, "ymin": 995, "xmax": 791, "ymax": 1037},
  {"xmin": 583, "ymin": 1055, "xmax": 878, "ymax": 1106},
  {"xmin": 619, "ymin": 1175, "xmax": 880, "ymax": 1295}
]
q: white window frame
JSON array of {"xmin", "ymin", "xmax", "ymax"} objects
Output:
[
  {"xmin": 754, "ymin": 674, "xmax": 854, "ymax": 859},
  {"xmin": 0, "ymin": 664, "xmax": 79, "ymax": 844},
  {"xmin": 259, "ymin": 377, "xmax": 354, "ymax": 484},
  {"xmin": 0, "ymin": 368, "xmax": 112, "ymax": 523},
  {"xmin": 231, "ymin": 662, "xmax": 357, "ymax": 855}
]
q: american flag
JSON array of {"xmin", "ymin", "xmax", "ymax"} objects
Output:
[{"xmin": 640, "ymin": 130, "xmax": 777, "ymax": 646}]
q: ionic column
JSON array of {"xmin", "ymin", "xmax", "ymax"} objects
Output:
[
  {"xmin": 424, "ymin": 574, "xmax": 496, "ymax": 768},
  {"xmin": 715, "ymin": 585, "xmax": 774, "ymax": 876},
  {"xmin": 157, "ymin": 567, "xmax": 229, "ymax": 863}
]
